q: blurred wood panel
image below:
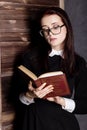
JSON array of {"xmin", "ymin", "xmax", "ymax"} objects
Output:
[
  {"xmin": 1, "ymin": 45, "xmax": 28, "ymax": 74},
  {"xmin": 0, "ymin": 0, "xmax": 59, "ymax": 5},
  {"xmin": 0, "ymin": 0, "xmax": 24, "ymax": 3},
  {"xmin": 25, "ymin": 0, "xmax": 59, "ymax": 5},
  {"xmin": 1, "ymin": 77, "xmax": 14, "ymax": 112},
  {"xmin": 0, "ymin": 20, "xmax": 29, "ymax": 33},
  {"xmin": 0, "ymin": 10, "xmax": 28, "ymax": 20},
  {"xmin": 0, "ymin": 1, "xmax": 30, "ymax": 128},
  {"xmin": 0, "ymin": 32, "xmax": 29, "ymax": 42},
  {"xmin": 0, "ymin": 0, "xmax": 61, "ymax": 130}
]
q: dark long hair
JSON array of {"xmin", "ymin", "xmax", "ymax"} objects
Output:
[{"xmin": 37, "ymin": 7, "xmax": 76, "ymax": 75}]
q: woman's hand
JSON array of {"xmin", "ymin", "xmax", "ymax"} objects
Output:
[
  {"xmin": 26, "ymin": 81, "xmax": 54, "ymax": 99},
  {"xmin": 47, "ymin": 96, "xmax": 65, "ymax": 107},
  {"xmin": 26, "ymin": 81, "xmax": 65, "ymax": 107}
]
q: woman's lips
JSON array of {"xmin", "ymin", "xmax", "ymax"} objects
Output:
[{"xmin": 50, "ymin": 38, "xmax": 57, "ymax": 42}]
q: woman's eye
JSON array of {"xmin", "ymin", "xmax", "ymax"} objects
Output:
[
  {"xmin": 43, "ymin": 29, "xmax": 49, "ymax": 32},
  {"xmin": 53, "ymin": 25, "xmax": 59, "ymax": 29}
]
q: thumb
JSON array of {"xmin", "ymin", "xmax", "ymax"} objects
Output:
[{"xmin": 47, "ymin": 97, "xmax": 54, "ymax": 101}]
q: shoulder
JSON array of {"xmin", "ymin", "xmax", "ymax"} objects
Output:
[
  {"xmin": 22, "ymin": 46, "xmax": 41, "ymax": 64},
  {"xmin": 75, "ymin": 54, "xmax": 87, "ymax": 68},
  {"xmin": 21, "ymin": 47, "xmax": 40, "ymax": 68},
  {"xmin": 23, "ymin": 47, "xmax": 39, "ymax": 60},
  {"xmin": 75, "ymin": 55, "xmax": 87, "ymax": 65}
]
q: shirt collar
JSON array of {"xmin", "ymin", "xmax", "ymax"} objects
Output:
[{"xmin": 49, "ymin": 49, "xmax": 63, "ymax": 57}]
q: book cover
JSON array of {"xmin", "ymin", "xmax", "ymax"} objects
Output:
[{"xmin": 18, "ymin": 65, "xmax": 71, "ymax": 98}]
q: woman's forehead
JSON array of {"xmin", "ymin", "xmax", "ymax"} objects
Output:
[{"xmin": 41, "ymin": 14, "xmax": 63, "ymax": 26}]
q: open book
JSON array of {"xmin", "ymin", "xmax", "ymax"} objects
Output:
[{"xmin": 18, "ymin": 65, "xmax": 71, "ymax": 98}]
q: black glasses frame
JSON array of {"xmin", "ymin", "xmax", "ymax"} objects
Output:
[{"xmin": 39, "ymin": 24, "xmax": 65, "ymax": 37}]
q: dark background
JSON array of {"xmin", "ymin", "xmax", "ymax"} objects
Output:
[
  {"xmin": 65, "ymin": 0, "xmax": 87, "ymax": 61},
  {"xmin": 65, "ymin": 0, "xmax": 87, "ymax": 129}
]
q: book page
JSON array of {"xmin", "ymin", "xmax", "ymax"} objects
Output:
[
  {"xmin": 18, "ymin": 65, "xmax": 38, "ymax": 80},
  {"xmin": 39, "ymin": 71, "xmax": 63, "ymax": 78}
]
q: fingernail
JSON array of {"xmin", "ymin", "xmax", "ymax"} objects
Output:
[{"xmin": 43, "ymin": 82, "xmax": 46, "ymax": 85}]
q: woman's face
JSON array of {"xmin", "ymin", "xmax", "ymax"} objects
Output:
[{"xmin": 41, "ymin": 14, "xmax": 67, "ymax": 50}]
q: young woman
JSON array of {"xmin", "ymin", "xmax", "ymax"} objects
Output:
[{"xmin": 16, "ymin": 7, "xmax": 87, "ymax": 130}]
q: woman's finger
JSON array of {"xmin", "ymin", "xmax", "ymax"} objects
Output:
[
  {"xmin": 28, "ymin": 81, "xmax": 35, "ymax": 91},
  {"xmin": 36, "ymin": 82, "xmax": 47, "ymax": 91},
  {"xmin": 38, "ymin": 86, "xmax": 54, "ymax": 98},
  {"xmin": 34, "ymin": 84, "xmax": 54, "ymax": 98}
]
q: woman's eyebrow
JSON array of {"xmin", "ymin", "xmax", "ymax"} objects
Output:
[{"xmin": 42, "ymin": 22, "xmax": 58, "ymax": 27}]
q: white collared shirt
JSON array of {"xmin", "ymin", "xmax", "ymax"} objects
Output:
[
  {"xmin": 19, "ymin": 93, "xmax": 75, "ymax": 113},
  {"xmin": 49, "ymin": 49, "xmax": 63, "ymax": 57}
]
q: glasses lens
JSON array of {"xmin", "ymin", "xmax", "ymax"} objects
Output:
[
  {"xmin": 51, "ymin": 25, "xmax": 60, "ymax": 34},
  {"xmin": 40, "ymin": 29, "xmax": 49, "ymax": 36}
]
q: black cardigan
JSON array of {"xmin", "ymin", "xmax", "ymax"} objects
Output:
[
  {"xmin": 12, "ymin": 49, "xmax": 87, "ymax": 130},
  {"xmin": 20, "ymin": 50, "xmax": 87, "ymax": 114}
]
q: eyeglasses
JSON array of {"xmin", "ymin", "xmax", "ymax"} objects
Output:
[{"xmin": 39, "ymin": 24, "xmax": 65, "ymax": 37}]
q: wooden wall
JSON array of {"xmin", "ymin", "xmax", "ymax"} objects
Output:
[{"xmin": 0, "ymin": 0, "xmax": 64, "ymax": 130}]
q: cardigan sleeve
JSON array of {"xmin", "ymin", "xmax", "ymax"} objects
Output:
[{"xmin": 73, "ymin": 62, "xmax": 87, "ymax": 114}]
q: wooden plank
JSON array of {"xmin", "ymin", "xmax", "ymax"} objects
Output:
[
  {"xmin": 0, "ymin": 1, "xmax": 59, "ymax": 10},
  {"xmin": 0, "ymin": 0, "xmax": 59, "ymax": 5},
  {"xmin": 0, "ymin": 6, "xmax": 59, "ymax": 20},
  {"xmin": 23, "ymin": 0, "xmax": 59, "ymax": 5},
  {"xmin": 2, "ymin": 112, "xmax": 15, "ymax": 123},
  {"xmin": 0, "ymin": 8, "xmax": 45, "ymax": 20},
  {"xmin": 0, "ymin": 32, "xmax": 29, "ymax": 42},
  {"xmin": 1, "ymin": 45, "xmax": 28, "ymax": 74},
  {"xmin": 1, "ymin": 77, "xmax": 15, "ymax": 112},
  {"xmin": 59, "ymin": 0, "xmax": 64, "ymax": 9},
  {"xmin": 0, "ymin": 20, "xmax": 30, "ymax": 33},
  {"xmin": 0, "ymin": 1, "xmax": 29, "ymax": 10},
  {"xmin": 0, "ymin": 0, "xmax": 25, "ymax": 3},
  {"xmin": 2, "ymin": 124, "xmax": 13, "ymax": 130},
  {"xmin": 0, "ymin": 10, "xmax": 28, "ymax": 20},
  {"xmin": 0, "ymin": 48, "xmax": 2, "ymax": 130},
  {"xmin": 0, "ymin": 41, "xmax": 29, "ymax": 47}
]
